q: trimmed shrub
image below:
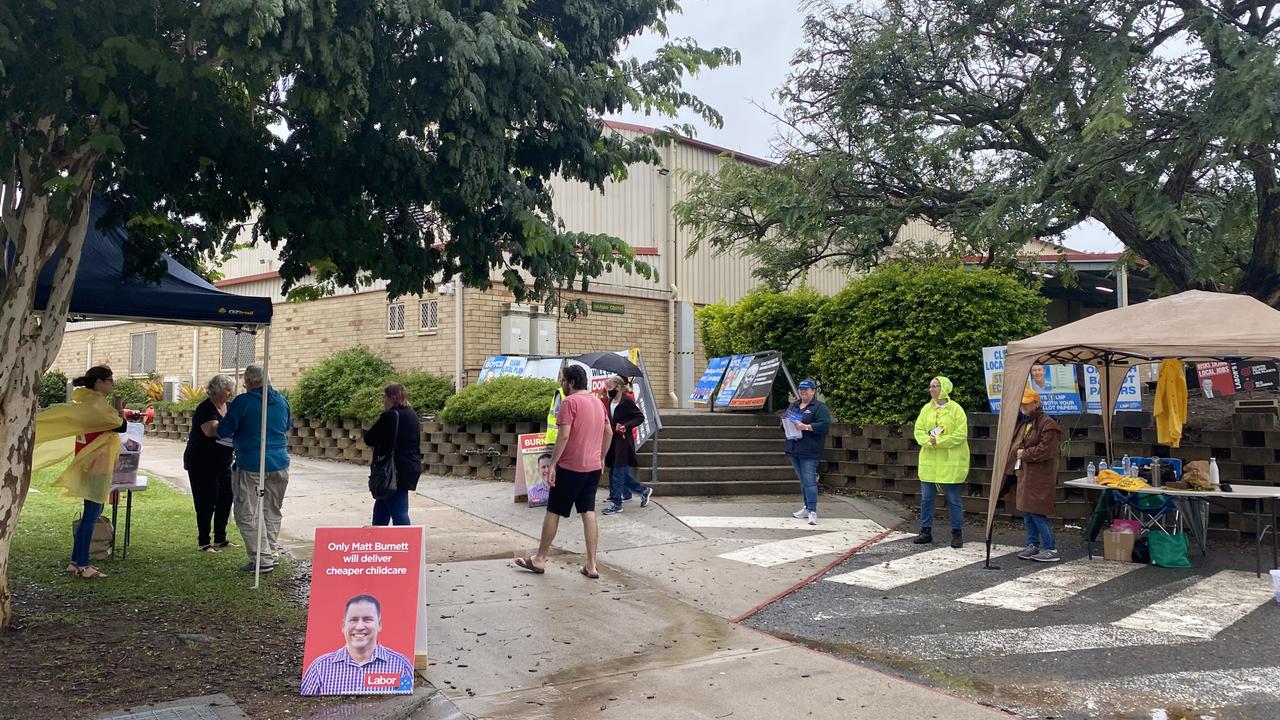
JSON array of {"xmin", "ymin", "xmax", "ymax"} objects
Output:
[
  {"xmin": 812, "ymin": 262, "xmax": 1046, "ymax": 424},
  {"xmin": 439, "ymin": 376, "xmax": 559, "ymax": 425},
  {"xmin": 111, "ymin": 378, "xmax": 152, "ymax": 408},
  {"xmin": 39, "ymin": 370, "xmax": 69, "ymax": 407},
  {"xmin": 696, "ymin": 288, "xmax": 831, "ymax": 404},
  {"xmin": 342, "ymin": 372, "xmax": 455, "ymax": 423},
  {"xmin": 294, "ymin": 347, "xmax": 396, "ymax": 420}
]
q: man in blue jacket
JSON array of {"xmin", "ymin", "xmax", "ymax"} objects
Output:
[{"xmin": 219, "ymin": 363, "xmax": 293, "ymax": 572}]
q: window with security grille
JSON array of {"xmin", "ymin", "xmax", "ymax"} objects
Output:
[
  {"xmin": 129, "ymin": 332, "xmax": 157, "ymax": 376},
  {"xmin": 387, "ymin": 303, "xmax": 406, "ymax": 335},
  {"xmin": 419, "ymin": 299, "xmax": 439, "ymax": 333},
  {"xmin": 220, "ymin": 329, "xmax": 257, "ymax": 371}
]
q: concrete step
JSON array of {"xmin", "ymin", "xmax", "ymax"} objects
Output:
[
  {"xmin": 638, "ymin": 451, "xmax": 786, "ymax": 468},
  {"xmin": 655, "ymin": 425, "xmax": 782, "ymax": 441},
  {"xmin": 654, "ymin": 465, "xmax": 797, "ymax": 482},
  {"xmin": 643, "ymin": 438, "xmax": 786, "ymax": 454},
  {"xmin": 649, "ymin": 479, "xmax": 799, "ymax": 496},
  {"xmin": 660, "ymin": 412, "xmax": 780, "ymax": 427}
]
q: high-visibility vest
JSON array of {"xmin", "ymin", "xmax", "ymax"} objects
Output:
[{"xmin": 544, "ymin": 388, "xmax": 564, "ymax": 445}]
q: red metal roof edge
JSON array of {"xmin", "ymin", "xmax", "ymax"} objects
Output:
[
  {"xmin": 961, "ymin": 252, "xmax": 1135, "ymax": 264},
  {"xmin": 599, "ymin": 119, "xmax": 774, "ymax": 168}
]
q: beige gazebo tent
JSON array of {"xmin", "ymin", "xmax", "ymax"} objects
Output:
[{"xmin": 984, "ymin": 290, "xmax": 1280, "ymax": 552}]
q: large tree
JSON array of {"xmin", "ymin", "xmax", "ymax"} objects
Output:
[
  {"xmin": 0, "ymin": 0, "xmax": 735, "ymax": 626},
  {"xmin": 675, "ymin": 0, "xmax": 1280, "ymax": 300}
]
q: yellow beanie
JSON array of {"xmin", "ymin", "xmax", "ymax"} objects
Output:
[{"xmin": 1022, "ymin": 386, "xmax": 1041, "ymax": 404}]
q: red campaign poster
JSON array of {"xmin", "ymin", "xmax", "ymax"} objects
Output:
[
  {"xmin": 300, "ymin": 526, "xmax": 425, "ymax": 696},
  {"xmin": 514, "ymin": 432, "xmax": 551, "ymax": 507},
  {"xmin": 1196, "ymin": 362, "xmax": 1236, "ymax": 398}
]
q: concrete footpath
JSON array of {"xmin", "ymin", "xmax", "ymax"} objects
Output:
[{"xmin": 141, "ymin": 439, "xmax": 1009, "ymax": 720}]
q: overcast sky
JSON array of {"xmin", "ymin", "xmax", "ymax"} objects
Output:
[{"xmin": 607, "ymin": 0, "xmax": 1124, "ymax": 253}]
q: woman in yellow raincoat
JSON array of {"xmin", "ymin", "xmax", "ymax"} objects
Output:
[
  {"xmin": 33, "ymin": 365, "xmax": 127, "ymax": 578},
  {"xmin": 912, "ymin": 376, "xmax": 970, "ymax": 548}
]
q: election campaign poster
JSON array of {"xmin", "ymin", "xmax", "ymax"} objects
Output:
[
  {"xmin": 511, "ymin": 350, "xmax": 663, "ymax": 447},
  {"xmin": 982, "ymin": 346, "xmax": 1083, "ymax": 414},
  {"xmin": 514, "ymin": 433, "xmax": 552, "ymax": 507},
  {"xmin": 478, "ymin": 356, "xmax": 507, "ymax": 383},
  {"xmin": 727, "ymin": 353, "xmax": 783, "ymax": 409},
  {"xmin": 301, "ymin": 526, "xmax": 425, "ymax": 696},
  {"xmin": 691, "ymin": 356, "xmax": 730, "ymax": 404},
  {"xmin": 714, "ymin": 355, "xmax": 754, "ymax": 408},
  {"xmin": 1233, "ymin": 360, "xmax": 1280, "ymax": 392},
  {"xmin": 1083, "ymin": 364, "xmax": 1143, "ymax": 412},
  {"xmin": 1196, "ymin": 362, "xmax": 1236, "ymax": 398}
]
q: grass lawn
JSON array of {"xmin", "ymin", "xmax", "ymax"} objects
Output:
[{"xmin": 0, "ymin": 465, "xmax": 340, "ymax": 720}]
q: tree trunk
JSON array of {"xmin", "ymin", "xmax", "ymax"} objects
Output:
[
  {"xmin": 0, "ymin": 163, "xmax": 96, "ymax": 628},
  {"xmin": 1234, "ymin": 145, "xmax": 1280, "ymax": 307},
  {"xmin": 1090, "ymin": 199, "xmax": 1214, "ymax": 294}
]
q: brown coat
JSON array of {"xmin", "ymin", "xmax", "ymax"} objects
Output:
[{"xmin": 1005, "ymin": 409, "xmax": 1063, "ymax": 517}]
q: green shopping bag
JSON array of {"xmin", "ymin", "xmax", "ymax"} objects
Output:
[{"xmin": 1148, "ymin": 530, "xmax": 1191, "ymax": 568}]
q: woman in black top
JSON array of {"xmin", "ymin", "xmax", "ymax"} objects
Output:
[
  {"xmin": 185, "ymin": 374, "xmax": 236, "ymax": 552},
  {"xmin": 601, "ymin": 375, "xmax": 650, "ymax": 515},
  {"xmin": 362, "ymin": 383, "xmax": 422, "ymax": 525}
]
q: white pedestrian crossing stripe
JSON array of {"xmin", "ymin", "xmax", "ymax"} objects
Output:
[
  {"xmin": 717, "ymin": 528, "xmax": 908, "ymax": 567},
  {"xmin": 681, "ymin": 516, "xmax": 886, "ymax": 533},
  {"xmin": 958, "ymin": 558, "xmax": 1142, "ymax": 612},
  {"xmin": 824, "ymin": 543, "xmax": 1023, "ymax": 590},
  {"xmin": 1112, "ymin": 569, "xmax": 1276, "ymax": 639}
]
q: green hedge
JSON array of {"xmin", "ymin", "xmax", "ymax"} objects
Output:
[
  {"xmin": 439, "ymin": 376, "xmax": 559, "ymax": 425},
  {"xmin": 39, "ymin": 371, "xmax": 68, "ymax": 407},
  {"xmin": 111, "ymin": 378, "xmax": 152, "ymax": 408},
  {"xmin": 696, "ymin": 287, "xmax": 830, "ymax": 386},
  {"xmin": 342, "ymin": 372, "xmax": 455, "ymax": 423},
  {"xmin": 293, "ymin": 347, "xmax": 396, "ymax": 420},
  {"xmin": 811, "ymin": 262, "xmax": 1046, "ymax": 424}
]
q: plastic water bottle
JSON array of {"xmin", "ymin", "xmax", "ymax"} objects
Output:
[
  {"xmin": 1086, "ymin": 461, "xmax": 1096, "ymax": 480},
  {"xmin": 1099, "ymin": 458, "xmax": 1109, "ymax": 474},
  {"xmin": 1209, "ymin": 457, "xmax": 1220, "ymax": 485},
  {"xmin": 1121, "ymin": 454, "xmax": 1130, "ymax": 476}
]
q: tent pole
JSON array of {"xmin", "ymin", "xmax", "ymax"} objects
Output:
[
  {"xmin": 1102, "ymin": 356, "xmax": 1114, "ymax": 463},
  {"xmin": 253, "ymin": 326, "xmax": 271, "ymax": 589}
]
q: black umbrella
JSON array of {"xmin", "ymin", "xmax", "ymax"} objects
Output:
[{"xmin": 572, "ymin": 352, "xmax": 644, "ymax": 378}]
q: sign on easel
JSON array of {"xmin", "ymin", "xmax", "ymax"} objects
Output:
[{"xmin": 300, "ymin": 526, "xmax": 426, "ymax": 695}]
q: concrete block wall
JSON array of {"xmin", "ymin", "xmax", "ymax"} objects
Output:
[{"xmin": 823, "ymin": 412, "xmax": 1280, "ymax": 541}]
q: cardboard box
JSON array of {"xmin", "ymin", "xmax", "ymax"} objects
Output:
[{"xmin": 1103, "ymin": 530, "xmax": 1137, "ymax": 562}]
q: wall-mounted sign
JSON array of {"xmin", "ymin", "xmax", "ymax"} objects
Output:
[{"xmin": 590, "ymin": 301, "xmax": 625, "ymax": 315}]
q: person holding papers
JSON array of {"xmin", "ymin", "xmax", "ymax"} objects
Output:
[{"xmin": 783, "ymin": 379, "xmax": 831, "ymax": 525}]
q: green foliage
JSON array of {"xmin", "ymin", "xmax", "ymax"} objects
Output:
[
  {"xmin": 342, "ymin": 372, "xmax": 455, "ymax": 423},
  {"xmin": 675, "ymin": 0, "xmax": 1280, "ymax": 304},
  {"xmin": 294, "ymin": 347, "xmax": 396, "ymax": 421},
  {"xmin": 110, "ymin": 378, "xmax": 151, "ymax": 408},
  {"xmin": 439, "ymin": 376, "xmax": 560, "ymax": 425},
  {"xmin": 38, "ymin": 371, "xmax": 68, "ymax": 407},
  {"xmin": 696, "ymin": 288, "xmax": 831, "ymax": 383},
  {"xmin": 812, "ymin": 263, "xmax": 1046, "ymax": 424}
]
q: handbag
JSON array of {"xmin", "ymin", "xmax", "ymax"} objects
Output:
[
  {"xmin": 368, "ymin": 409, "xmax": 399, "ymax": 500},
  {"xmin": 71, "ymin": 516, "xmax": 114, "ymax": 560},
  {"xmin": 1147, "ymin": 529, "xmax": 1191, "ymax": 568}
]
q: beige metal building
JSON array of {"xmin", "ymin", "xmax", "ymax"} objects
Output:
[{"xmin": 48, "ymin": 121, "xmax": 880, "ymax": 406}]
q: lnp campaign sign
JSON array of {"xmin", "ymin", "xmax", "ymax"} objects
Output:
[
  {"xmin": 1083, "ymin": 365, "xmax": 1143, "ymax": 412},
  {"xmin": 982, "ymin": 346, "xmax": 1083, "ymax": 414},
  {"xmin": 714, "ymin": 355, "xmax": 754, "ymax": 408},
  {"xmin": 301, "ymin": 526, "xmax": 425, "ymax": 696},
  {"xmin": 691, "ymin": 357, "xmax": 730, "ymax": 405}
]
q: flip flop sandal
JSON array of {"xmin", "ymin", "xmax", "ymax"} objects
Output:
[
  {"xmin": 74, "ymin": 565, "xmax": 108, "ymax": 579},
  {"xmin": 216, "ymin": 541, "xmax": 239, "ymax": 548},
  {"xmin": 514, "ymin": 556, "xmax": 545, "ymax": 574},
  {"xmin": 65, "ymin": 563, "xmax": 79, "ymax": 574},
  {"xmin": 579, "ymin": 566, "xmax": 599, "ymax": 579},
  {"xmin": 199, "ymin": 545, "xmax": 220, "ymax": 553}
]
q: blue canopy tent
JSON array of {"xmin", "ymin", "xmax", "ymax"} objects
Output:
[{"xmin": 28, "ymin": 196, "xmax": 278, "ymax": 585}]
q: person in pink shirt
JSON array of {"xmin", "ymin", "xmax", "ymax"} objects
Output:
[{"xmin": 515, "ymin": 364, "xmax": 612, "ymax": 579}]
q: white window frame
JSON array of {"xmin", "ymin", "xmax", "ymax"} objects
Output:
[
  {"xmin": 129, "ymin": 331, "xmax": 157, "ymax": 377},
  {"xmin": 418, "ymin": 299, "xmax": 439, "ymax": 334},
  {"xmin": 219, "ymin": 329, "xmax": 257, "ymax": 372},
  {"xmin": 387, "ymin": 302, "xmax": 406, "ymax": 336}
]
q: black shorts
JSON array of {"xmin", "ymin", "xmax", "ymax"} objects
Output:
[{"xmin": 546, "ymin": 466, "xmax": 601, "ymax": 518}]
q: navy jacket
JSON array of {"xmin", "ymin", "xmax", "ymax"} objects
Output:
[{"xmin": 783, "ymin": 399, "xmax": 831, "ymax": 459}]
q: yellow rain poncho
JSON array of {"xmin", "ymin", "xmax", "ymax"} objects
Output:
[
  {"xmin": 33, "ymin": 387, "xmax": 123, "ymax": 504},
  {"xmin": 913, "ymin": 376, "xmax": 970, "ymax": 485},
  {"xmin": 1154, "ymin": 359, "xmax": 1187, "ymax": 448}
]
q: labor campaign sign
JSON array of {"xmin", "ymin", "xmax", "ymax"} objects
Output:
[
  {"xmin": 301, "ymin": 526, "xmax": 425, "ymax": 696},
  {"xmin": 514, "ymin": 432, "xmax": 551, "ymax": 507}
]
